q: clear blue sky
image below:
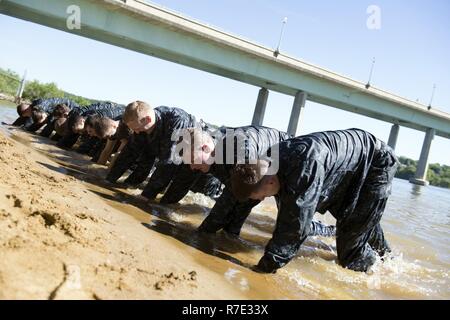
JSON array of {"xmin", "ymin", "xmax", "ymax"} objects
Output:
[{"xmin": 0, "ymin": 0, "xmax": 449, "ymax": 164}]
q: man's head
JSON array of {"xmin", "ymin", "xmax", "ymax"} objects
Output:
[
  {"xmin": 123, "ymin": 101, "xmax": 156, "ymax": 133},
  {"xmin": 31, "ymin": 110, "xmax": 48, "ymax": 124},
  {"xmin": 181, "ymin": 128, "xmax": 215, "ymax": 173},
  {"xmin": 54, "ymin": 118, "xmax": 69, "ymax": 136},
  {"xmin": 71, "ymin": 115, "xmax": 86, "ymax": 134},
  {"xmin": 231, "ymin": 161, "xmax": 280, "ymax": 201},
  {"xmin": 17, "ymin": 103, "xmax": 31, "ymax": 117},
  {"xmin": 53, "ymin": 104, "xmax": 71, "ymax": 119},
  {"xmin": 93, "ymin": 117, "xmax": 119, "ymax": 139},
  {"xmin": 84, "ymin": 115, "xmax": 100, "ymax": 137}
]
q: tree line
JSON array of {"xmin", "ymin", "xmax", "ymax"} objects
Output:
[
  {"xmin": 396, "ymin": 156, "xmax": 450, "ymax": 189},
  {"xmin": 0, "ymin": 67, "xmax": 94, "ymax": 106}
]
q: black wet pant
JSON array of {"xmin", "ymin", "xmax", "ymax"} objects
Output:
[
  {"xmin": 158, "ymin": 165, "xmax": 223, "ymax": 204},
  {"xmin": 57, "ymin": 132, "xmax": 80, "ymax": 149},
  {"xmin": 336, "ymin": 146, "xmax": 397, "ymax": 272},
  {"xmin": 200, "ymin": 188, "xmax": 336, "ymax": 237},
  {"xmin": 12, "ymin": 116, "xmax": 32, "ymax": 127},
  {"xmin": 141, "ymin": 162, "xmax": 177, "ymax": 199},
  {"xmin": 122, "ymin": 149, "xmax": 155, "ymax": 186},
  {"xmin": 76, "ymin": 135, "xmax": 99, "ymax": 155},
  {"xmin": 51, "ymin": 133, "xmax": 62, "ymax": 142},
  {"xmin": 190, "ymin": 173, "xmax": 223, "ymax": 200},
  {"xmin": 106, "ymin": 136, "xmax": 154, "ymax": 185},
  {"xmin": 26, "ymin": 121, "xmax": 47, "ymax": 133},
  {"xmin": 89, "ymin": 139, "xmax": 106, "ymax": 163}
]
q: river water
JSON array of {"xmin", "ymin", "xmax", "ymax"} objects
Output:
[{"xmin": 0, "ymin": 101, "xmax": 448, "ymax": 299}]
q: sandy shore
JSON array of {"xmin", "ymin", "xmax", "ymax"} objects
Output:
[{"xmin": 0, "ymin": 128, "xmax": 257, "ymax": 300}]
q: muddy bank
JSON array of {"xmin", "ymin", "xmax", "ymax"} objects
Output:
[{"xmin": 0, "ymin": 127, "xmax": 285, "ymax": 299}]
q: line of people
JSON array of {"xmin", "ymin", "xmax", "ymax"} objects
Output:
[{"xmin": 8, "ymin": 97, "xmax": 398, "ymax": 274}]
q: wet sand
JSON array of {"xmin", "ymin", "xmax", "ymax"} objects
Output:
[{"xmin": 0, "ymin": 126, "xmax": 291, "ymax": 299}]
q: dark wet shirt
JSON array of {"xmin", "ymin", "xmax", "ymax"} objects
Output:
[
  {"xmin": 31, "ymin": 98, "xmax": 79, "ymax": 114},
  {"xmin": 80, "ymin": 102, "xmax": 125, "ymax": 119},
  {"xmin": 259, "ymin": 128, "xmax": 397, "ymax": 271},
  {"xmin": 110, "ymin": 120, "xmax": 133, "ymax": 141},
  {"xmin": 208, "ymin": 125, "xmax": 291, "ymax": 183},
  {"xmin": 144, "ymin": 106, "xmax": 197, "ymax": 163},
  {"xmin": 107, "ymin": 106, "xmax": 197, "ymax": 182},
  {"xmin": 58, "ymin": 102, "xmax": 125, "ymax": 148},
  {"xmin": 12, "ymin": 116, "xmax": 33, "ymax": 128}
]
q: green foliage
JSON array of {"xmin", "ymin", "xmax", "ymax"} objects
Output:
[
  {"xmin": 0, "ymin": 68, "xmax": 20, "ymax": 96},
  {"xmin": 395, "ymin": 164, "xmax": 416, "ymax": 180},
  {"xmin": 398, "ymin": 156, "xmax": 416, "ymax": 167},
  {"xmin": 22, "ymin": 80, "xmax": 64, "ymax": 100},
  {"xmin": 396, "ymin": 156, "xmax": 450, "ymax": 189},
  {"xmin": 1, "ymin": 67, "xmax": 97, "ymax": 106},
  {"xmin": 62, "ymin": 93, "xmax": 93, "ymax": 106},
  {"xmin": 21, "ymin": 79, "xmax": 94, "ymax": 106}
]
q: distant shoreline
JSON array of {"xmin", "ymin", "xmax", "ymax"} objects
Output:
[{"xmin": 0, "ymin": 93, "xmax": 16, "ymax": 103}]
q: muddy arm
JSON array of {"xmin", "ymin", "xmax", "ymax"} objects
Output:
[{"xmin": 97, "ymin": 139, "xmax": 118, "ymax": 166}]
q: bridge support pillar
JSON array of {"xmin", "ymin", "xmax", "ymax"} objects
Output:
[
  {"xmin": 251, "ymin": 88, "xmax": 268, "ymax": 126},
  {"xmin": 387, "ymin": 124, "xmax": 400, "ymax": 150},
  {"xmin": 410, "ymin": 128, "xmax": 435, "ymax": 186},
  {"xmin": 287, "ymin": 91, "xmax": 307, "ymax": 136}
]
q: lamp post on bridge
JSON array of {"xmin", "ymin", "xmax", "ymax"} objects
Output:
[{"xmin": 274, "ymin": 17, "xmax": 288, "ymax": 58}]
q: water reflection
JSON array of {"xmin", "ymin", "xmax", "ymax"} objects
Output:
[{"xmin": 410, "ymin": 184, "xmax": 423, "ymax": 198}]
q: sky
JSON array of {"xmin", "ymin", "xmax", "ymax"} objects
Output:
[{"xmin": 0, "ymin": 0, "xmax": 449, "ymax": 164}]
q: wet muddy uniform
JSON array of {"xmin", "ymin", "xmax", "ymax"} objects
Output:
[
  {"xmin": 155, "ymin": 164, "xmax": 223, "ymax": 204},
  {"xmin": 26, "ymin": 98, "xmax": 79, "ymax": 134},
  {"xmin": 107, "ymin": 106, "xmax": 197, "ymax": 189},
  {"xmin": 197, "ymin": 126, "xmax": 290, "ymax": 235},
  {"xmin": 57, "ymin": 102, "xmax": 125, "ymax": 150},
  {"xmin": 81, "ymin": 106, "xmax": 126, "ymax": 160},
  {"xmin": 102, "ymin": 120, "xmax": 135, "ymax": 175},
  {"xmin": 106, "ymin": 112, "xmax": 221, "ymax": 204},
  {"xmin": 138, "ymin": 120, "xmax": 225, "ymax": 204},
  {"xmin": 85, "ymin": 114, "xmax": 128, "ymax": 162},
  {"xmin": 254, "ymin": 129, "xmax": 398, "ymax": 273},
  {"xmin": 87, "ymin": 119, "xmax": 133, "ymax": 163},
  {"xmin": 106, "ymin": 131, "xmax": 154, "ymax": 185},
  {"xmin": 195, "ymin": 125, "xmax": 336, "ymax": 238},
  {"xmin": 12, "ymin": 116, "xmax": 33, "ymax": 128},
  {"xmin": 36, "ymin": 98, "xmax": 79, "ymax": 138}
]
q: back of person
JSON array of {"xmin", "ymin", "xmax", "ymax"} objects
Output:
[
  {"xmin": 207, "ymin": 125, "xmax": 291, "ymax": 183},
  {"xmin": 82, "ymin": 102, "xmax": 126, "ymax": 119},
  {"xmin": 276, "ymin": 128, "xmax": 397, "ymax": 218},
  {"xmin": 31, "ymin": 97, "xmax": 79, "ymax": 114}
]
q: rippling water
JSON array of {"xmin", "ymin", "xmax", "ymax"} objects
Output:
[
  {"xmin": 1, "ymin": 101, "xmax": 449, "ymax": 299},
  {"xmin": 177, "ymin": 175, "xmax": 450, "ymax": 299}
]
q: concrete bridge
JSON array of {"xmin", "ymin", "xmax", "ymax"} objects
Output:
[{"xmin": 1, "ymin": 0, "xmax": 449, "ymax": 185}]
